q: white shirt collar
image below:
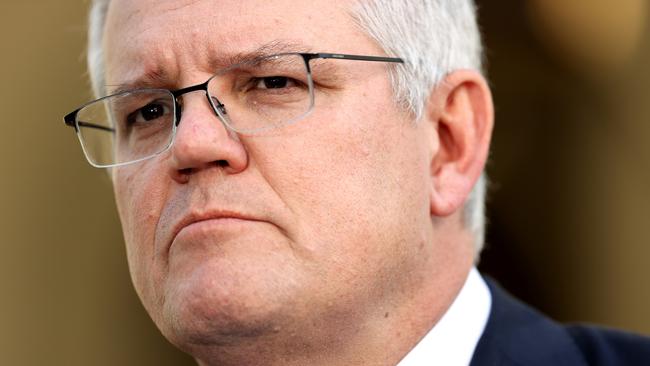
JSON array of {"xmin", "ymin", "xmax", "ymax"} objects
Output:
[{"xmin": 397, "ymin": 267, "xmax": 492, "ymax": 366}]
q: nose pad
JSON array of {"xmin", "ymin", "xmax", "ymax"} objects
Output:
[
  {"xmin": 208, "ymin": 95, "xmax": 229, "ymax": 119},
  {"xmin": 213, "ymin": 98, "xmax": 228, "ymax": 116},
  {"xmin": 207, "ymin": 95, "xmax": 236, "ymax": 132}
]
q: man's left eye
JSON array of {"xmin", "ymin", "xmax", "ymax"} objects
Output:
[{"xmin": 255, "ymin": 76, "xmax": 295, "ymax": 89}]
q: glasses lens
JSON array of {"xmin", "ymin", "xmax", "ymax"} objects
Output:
[
  {"xmin": 75, "ymin": 89, "xmax": 175, "ymax": 167},
  {"xmin": 207, "ymin": 53, "xmax": 314, "ymax": 133}
]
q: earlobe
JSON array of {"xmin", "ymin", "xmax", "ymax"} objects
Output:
[{"xmin": 425, "ymin": 70, "xmax": 494, "ymax": 217}]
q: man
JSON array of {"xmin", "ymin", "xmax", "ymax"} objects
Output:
[{"xmin": 64, "ymin": 0, "xmax": 650, "ymax": 365}]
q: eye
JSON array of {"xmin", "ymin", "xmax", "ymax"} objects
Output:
[
  {"xmin": 254, "ymin": 76, "xmax": 296, "ymax": 89},
  {"xmin": 127, "ymin": 102, "xmax": 171, "ymax": 124}
]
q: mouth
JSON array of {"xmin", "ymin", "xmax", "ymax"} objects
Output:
[{"xmin": 169, "ymin": 210, "xmax": 266, "ymax": 251}]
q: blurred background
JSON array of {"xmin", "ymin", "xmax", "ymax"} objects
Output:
[{"xmin": 1, "ymin": 0, "xmax": 649, "ymax": 365}]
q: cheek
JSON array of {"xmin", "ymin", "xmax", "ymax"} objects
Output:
[
  {"xmin": 113, "ymin": 162, "xmax": 168, "ymax": 306},
  {"xmin": 320, "ymin": 94, "xmax": 426, "ymax": 219},
  {"xmin": 260, "ymin": 92, "xmax": 430, "ymax": 274}
]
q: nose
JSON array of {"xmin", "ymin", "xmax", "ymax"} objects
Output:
[{"xmin": 168, "ymin": 93, "xmax": 248, "ymax": 182}]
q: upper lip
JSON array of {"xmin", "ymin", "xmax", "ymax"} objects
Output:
[{"xmin": 168, "ymin": 210, "xmax": 265, "ymax": 248}]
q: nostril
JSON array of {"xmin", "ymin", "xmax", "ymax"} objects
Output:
[
  {"xmin": 174, "ymin": 160, "xmax": 229, "ymax": 179},
  {"xmin": 179, "ymin": 167, "xmax": 193, "ymax": 175},
  {"xmin": 214, "ymin": 160, "xmax": 229, "ymax": 168}
]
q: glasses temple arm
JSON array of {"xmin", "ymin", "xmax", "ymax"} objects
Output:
[
  {"xmin": 312, "ymin": 53, "xmax": 404, "ymax": 64},
  {"xmin": 64, "ymin": 109, "xmax": 115, "ymax": 133}
]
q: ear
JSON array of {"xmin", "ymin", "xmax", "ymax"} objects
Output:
[{"xmin": 425, "ymin": 70, "xmax": 494, "ymax": 217}]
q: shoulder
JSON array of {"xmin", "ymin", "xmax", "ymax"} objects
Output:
[
  {"xmin": 567, "ymin": 324, "xmax": 650, "ymax": 366},
  {"xmin": 471, "ymin": 278, "xmax": 650, "ymax": 366}
]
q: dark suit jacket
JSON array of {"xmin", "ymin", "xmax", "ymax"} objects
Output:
[{"xmin": 470, "ymin": 280, "xmax": 650, "ymax": 365}]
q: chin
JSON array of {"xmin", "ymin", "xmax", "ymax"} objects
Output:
[{"xmin": 158, "ymin": 257, "xmax": 295, "ymax": 349}]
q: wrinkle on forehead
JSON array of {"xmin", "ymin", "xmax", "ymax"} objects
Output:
[
  {"xmin": 105, "ymin": 39, "xmax": 315, "ymax": 94},
  {"xmin": 104, "ymin": 0, "xmax": 377, "ymax": 91}
]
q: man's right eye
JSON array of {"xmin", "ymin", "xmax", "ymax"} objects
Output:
[{"xmin": 126, "ymin": 102, "xmax": 170, "ymax": 125}]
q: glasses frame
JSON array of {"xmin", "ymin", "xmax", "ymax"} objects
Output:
[{"xmin": 63, "ymin": 52, "xmax": 404, "ymax": 168}]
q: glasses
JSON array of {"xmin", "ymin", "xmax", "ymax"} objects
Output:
[{"xmin": 63, "ymin": 52, "xmax": 403, "ymax": 168}]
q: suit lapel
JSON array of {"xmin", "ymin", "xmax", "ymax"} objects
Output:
[{"xmin": 470, "ymin": 279, "xmax": 588, "ymax": 366}]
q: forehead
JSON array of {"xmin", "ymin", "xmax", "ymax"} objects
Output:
[
  {"xmin": 106, "ymin": 0, "xmax": 347, "ymax": 38},
  {"xmin": 103, "ymin": 0, "xmax": 379, "ymax": 85}
]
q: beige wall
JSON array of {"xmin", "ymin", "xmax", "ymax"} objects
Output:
[
  {"xmin": 1, "ymin": 1, "xmax": 648, "ymax": 365},
  {"xmin": 477, "ymin": 0, "xmax": 650, "ymax": 335}
]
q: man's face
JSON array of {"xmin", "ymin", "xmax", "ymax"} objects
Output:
[{"xmin": 105, "ymin": 0, "xmax": 442, "ymax": 351}]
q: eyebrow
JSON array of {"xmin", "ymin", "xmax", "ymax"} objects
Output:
[
  {"xmin": 107, "ymin": 69, "xmax": 171, "ymax": 95},
  {"xmin": 106, "ymin": 40, "xmax": 315, "ymax": 95}
]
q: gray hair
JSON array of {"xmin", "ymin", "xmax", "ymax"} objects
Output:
[
  {"xmin": 351, "ymin": 0, "xmax": 487, "ymax": 257},
  {"xmin": 86, "ymin": 0, "xmax": 487, "ymax": 258}
]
